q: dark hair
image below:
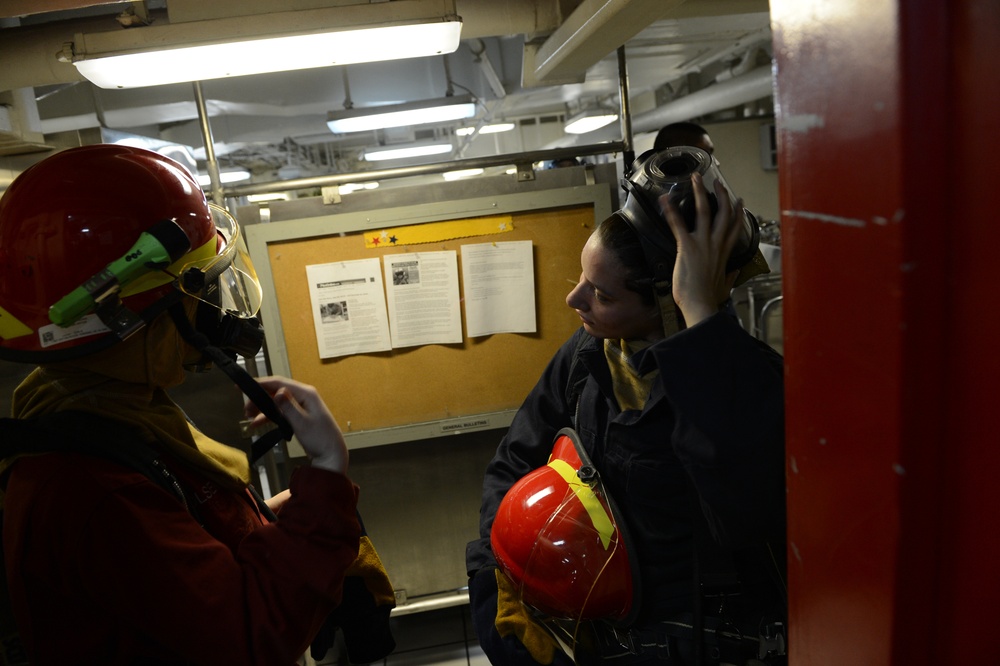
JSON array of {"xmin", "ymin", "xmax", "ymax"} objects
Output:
[
  {"xmin": 595, "ymin": 213, "xmax": 656, "ymax": 306},
  {"xmin": 653, "ymin": 121, "xmax": 710, "ymax": 151}
]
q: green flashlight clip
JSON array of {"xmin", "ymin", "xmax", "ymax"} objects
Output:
[{"xmin": 48, "ymin": 219, "xmax": 193, "ymax": 338}]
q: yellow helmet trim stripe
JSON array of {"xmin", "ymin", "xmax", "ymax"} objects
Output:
[
  {"xmin": 120, "ymin": 235, "xmax": 218, "ymax": 298},
  {"xmin": 0, "ymin": 305, "xmax": 32, "ymax": 340},
  {"xmin": 548, "ymin": 458, "xmax": 615, "ymax": 550}
]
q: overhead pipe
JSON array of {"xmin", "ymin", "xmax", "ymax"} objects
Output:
[
  {"xmin": 715, "ymin": 47, "xmax": 760, "ymax": 83},
  {"xmin": 192, "ymin": 81, "xmax": 224, "ymax": 206},
  {"xmin": 225, "ymin": 142, "xmax": 625, "ymax": 198},
  {"xmin": 0, "ymin": 13, "xmax": 152, "ymax": 91},
  {"xmin": 615, "ymin": 44, "xmax": 635, "ymax": 175},
  {"xmin": 629, "ymin": 65, "xmax": 774, "ymax": 135},
  {"xmin": 550, "ymin": 63, "xmax": 774, "ymax": 153},
  {"xmin": 573, "ymin": 64, "xmax": 776, "ymax": 148}
]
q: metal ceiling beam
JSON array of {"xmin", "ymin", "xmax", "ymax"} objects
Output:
[
  {"xmin": 0, "ymin": 0, "xmax": 133, "ymax": 19},
  {"xmin": 225, "ymin": 141, "xmax": 625, "ymax": 197},
  {"xmin": 529, "ymin": 0, "xmax": 684, "ymax": 83}
]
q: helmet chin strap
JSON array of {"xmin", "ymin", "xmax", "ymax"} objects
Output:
[{"xmin": 168, "ymin": 302, "xmax": 293, "ymax": 464}]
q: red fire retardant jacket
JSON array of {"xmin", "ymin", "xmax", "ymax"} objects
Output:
[{"xmin": 3, "ymin": 451, "xmax": 361, "ymax": 665}]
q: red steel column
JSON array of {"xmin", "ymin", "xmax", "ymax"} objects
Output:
[{"xmin": 770, "ymin": 1, "xmax": 999, "ymax": 663}]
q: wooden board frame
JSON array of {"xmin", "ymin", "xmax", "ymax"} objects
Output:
[{"xmin": 245, "ymin": 183, "xmax": 613, "ymax": 450}]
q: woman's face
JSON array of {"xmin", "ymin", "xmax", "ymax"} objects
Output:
[{"xmin": 565, "ymin": 233, "xmax": 663, "ymax": 342}]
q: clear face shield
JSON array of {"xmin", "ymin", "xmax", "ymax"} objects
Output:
[
  {"xmin": 172, "ymin": 205, "xmax": 263, "ymax": 320},
  {"xmin": 172, "ymin": 205, "xmax": 265, "ymax": 360}
]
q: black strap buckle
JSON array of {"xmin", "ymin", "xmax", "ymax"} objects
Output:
[
  {"xmin": 608, "ymin": 625, "xmax": 637, "ymax": 655},
  {"xmin": 758, "ymin": 621, "xmax": 787, "ymax": 659}
]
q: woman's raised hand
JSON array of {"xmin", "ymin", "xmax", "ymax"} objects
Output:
[{"xmin": 661, "ymin": 172, "xmax": 743, "ymax": 327}]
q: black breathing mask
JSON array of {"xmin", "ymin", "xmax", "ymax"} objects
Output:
[
  {"xmin": 194, "ymin": 298, "xmax": 265, "ymax": 362},
  {"xmin": 619, "ymin": 147, "xmax": 761, "ymax": 285}
]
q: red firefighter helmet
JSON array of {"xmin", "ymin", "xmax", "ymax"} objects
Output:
[
  {"xmin": 0, "ymin": 144, "xmax": 261, "ymax": 363},
  {"xmin": 491, "ymin": 428, "xmax": 640, "ymax": 624}
]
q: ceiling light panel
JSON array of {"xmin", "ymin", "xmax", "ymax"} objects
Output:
[
  {"xmin": 455, "ymin": 122, "xmax": 516, "ymax": 136},
  {"xmin": 328, "ymin": 96, "xmax": 477, "ymax": 134},
  {"xmin": 563, "ymin": 110, "xmax": 618, "ymax": 134},
  {"xmin": 67, "ymin": 0, "xmax": 463, "ymax": 89},
  {"xmin": 363, "ymin": 142, "xmax": 453, "ymax": 161}
]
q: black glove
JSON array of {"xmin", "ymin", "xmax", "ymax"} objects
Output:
[{"xmin": 468, "ymin": 567, "xmax": 574, "ymax": 666}]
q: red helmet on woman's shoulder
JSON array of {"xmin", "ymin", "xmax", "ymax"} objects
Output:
[{"xmin": 491, "ymin": 428, "xmax": 640, "ymax": 624}]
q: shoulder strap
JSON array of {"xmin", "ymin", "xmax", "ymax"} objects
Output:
[
  {"xmin": 0, "ymin": 411, "xmax": 203, "ymax": 666},
  {"xmin": 0, "ymin": 411, "xmax": 193, "ymax": 512}
]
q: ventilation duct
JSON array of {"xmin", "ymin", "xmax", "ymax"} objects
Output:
[
  {"xmin": 631, "ymin": 65, "xmax": 774, "ymax": 134},
  {"xmin": 557, "ymin": 65, "xmax": 775, "ymax": 148}
]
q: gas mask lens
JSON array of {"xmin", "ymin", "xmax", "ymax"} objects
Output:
[
  {"xmin": 177, "ymin": 205, "xmax": 263, "ymax": 319},
  {"xmin": 631, "ymin": 146, "xmax": 734, "ymax": 232}
]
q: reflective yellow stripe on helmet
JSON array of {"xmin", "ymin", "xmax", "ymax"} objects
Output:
[
  {"xmin": 120, "ymin": 235, "xmax": 218, "ymax": 298},
  {"xmin": 0, "ymin": 305, "xmax": 32, "ymax": 340},
  {"xmin": 548, "ymin": 459, "xmax": 615, "ymax": 549}
]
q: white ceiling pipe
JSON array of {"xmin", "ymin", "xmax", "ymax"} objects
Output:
[
  {"xmin": 552, "ymin": 65, "xmax": 774, "ymax": 148},
  {"xmin": 0, "ymin": 18, "xmax": 104, "ymax": 91},
  {"xmin": 629, "ymin": 64, "xmax": 774, "ymax": 134},
  {"xmin": 454, "ymin": 0, "xmax": 562, "ymax": 40}
]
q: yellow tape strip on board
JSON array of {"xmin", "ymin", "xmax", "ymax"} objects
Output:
[
  {"xmin": 364, "ymin": 215, "xmax": 514, "ymax": 249},
  {"xmin": 0, "ymin": 305, "xmax": 32, "ymax": 340},
  {"xmin": 548, "ymin": 459, "xmax": 615, "ymax": 549}
]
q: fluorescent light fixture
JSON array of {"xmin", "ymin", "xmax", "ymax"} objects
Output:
[
  {"xmin": 455, "ymin": 122, "xmax": 516, "ymax": 136},
  {"xmin": 327, "ymin": 96, "xmax": 476, "ymax": 134},
  {"xmin": 442, "ymin": 168, "xmax": 484, "ymax": 180},
  {"xmin": 564, "ymin": 110, "xmax": 619, "ymax": 134},
  {"xmin": 339, "ymin": 182, "xmax": 380, "ymax": 194},
  {"xmin": 364, "ymin": 142, "xmax": 453, "ymax": 161},
  {"xmin": 247, "ymin": 193, "xmax": 290, "ymax": 203},
  {"xmin": 197, "ymin": 170, "xmax": 251, "ymax": 186},
  {"xmin": 65, "ymin": 0, "xmax": 463, "ymax": 89}
]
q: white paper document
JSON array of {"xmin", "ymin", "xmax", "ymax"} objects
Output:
[
  {"xmin": 306, "ymin": 259, "xmax": 392, "ymax": 359},
  {"xmin": 460, "ymin": 241, "xmax": 537, "ymax": 337},
  {"xmin": 383, "ymin": 251, "xmax": 463, "ymax": 348}
]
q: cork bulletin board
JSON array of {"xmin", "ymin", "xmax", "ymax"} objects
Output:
[{"xmin": 244, "ymin": 184, "xmax": 613, "ymax": 449}]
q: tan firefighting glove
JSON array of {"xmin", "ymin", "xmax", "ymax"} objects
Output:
[{"xmin": 469, "ymin": 567, "xmax": 572, "ymax": 666}]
